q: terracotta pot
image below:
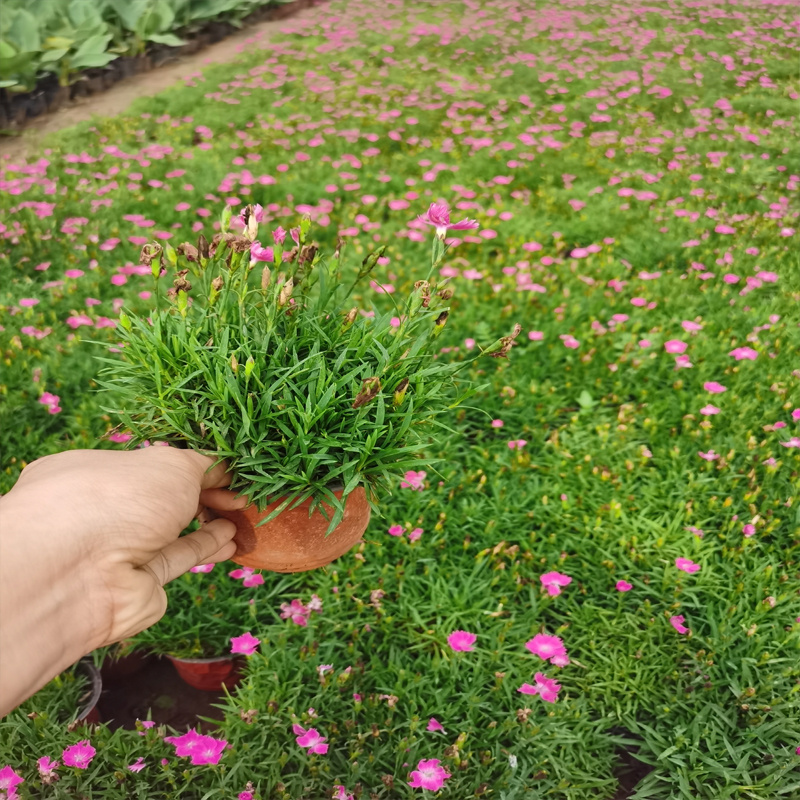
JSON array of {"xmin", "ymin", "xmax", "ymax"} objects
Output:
[
  {"xmin": 214, "ymin": 486, "xmax": 370, "ymax": 572},
  {"xmin": 75, "ymin": 659, "xmax": 103, "ymax": 724},
  {"xmin": 166, "ymin": 655, "xmax": 241, "ymax": 691}
]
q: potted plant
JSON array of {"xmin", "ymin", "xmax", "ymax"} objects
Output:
[
  {"xmin": 129, "ymin": 541, "xmax": 266, "ymax": 691},
  {"xmin": 97, "ymin": 204, "xmax": 519, "ymax": 572}
]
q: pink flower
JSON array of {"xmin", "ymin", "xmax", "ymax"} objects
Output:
[
  {"xmin": 447, "ymin": 630, "xmax": 477, "ymax": 652},
  {"xmin": 743, "ymin": 524, "xmax": 756, "ymax": 537},
  {"xmin": 408, "ymin": 527, "xmax": 423, "ymax": 542},
  {"xmin": 239, "ymin": 793, "xmax": 254, "ymax": 800},
  {"xmin": 792, "ymin": 409, "xmax": 800, "ymax": 421},
  {"xmin": 517, "ymin": 672, "xmax": 561, "ymax": 703},
  {"xmin": 190, "ymin": 563, "xmax": 215, "ymax": 573},
  {"xmin": 401, "ymin": 470, "xmax": 426, "ymax": 490},
  {"xmin": 127, "ymin": 758, "xmax": 146, "ymax": 773},
  {"xmin": 704, "ymin": 381, "xmax": 727, "ymax": 394},
  {"xmin": 782, "ymin": 437, "xmax": 800, "ymax": 448},
  {"xmin": 670, "ymin": 615, "xmax": 689, "ymax": 634},
  {"xmin": 507, "ymin": 439, "xmax": 527, "ymax": 450},
  {"xmin": 685, "ymin": 526, "xmax": 705, "ymax": 538},
  {"xmin": 272, "ymin": 226, "xmax": 287, "ymax": 245},
  {"xmin": 700, "ymin": 405, "xmax": 720, "ymax": 415},
  {"xmin": 540, "ymin": 571, "xmax": 572, "ymax": 597},
  {"xmin": 525, "ymin": 633, "xmax": 567, "ymax": 663},
  {"xmin": 616, "ymin": 580, "xmax": 633, "ymax": 592},
  {"xmin": 280, "ymin": 598, "xmax": 311, "ymax": 626},
  {"xmin": 528, "ymin": 330, "xmax": 544, "ymax": 341},
  {"xmin": 137, "ymin": 720, "xmax": 156, "ymax": 735},
  {"xmin": 491, "ymin": 419, "xmax": 504, "ymax": 428},
  {"xmin": 0, "ymin": 766, "xmax": 23, "ymax": 798},
  {"xmin": 231, "ymin": 631, "xmax": 261, "ymax": 656},
  {"xmin": 729, "ymin": 346, "xmax": 758, "ymax": 361},
  {"xmin": 294, "ymin": 725, "xmax": 328, "ymax": 755},
  {"xmin": 333, "ymin": 787, "xmax": 354, "ymax": 800},
  {"xmin": 229, "ymin": 567, "xmax": 264, "ymax": 587},
  {"xmin": 37, "ymin": 756, "xmax": 59, "ymax": 778},
  {"xmin": 165, "ymin": 730, "xmax": 227, "ymax": 765},
  {"xmin": 427, "ymin": 718, "xmax": 445, "ymax": 732},
  {"xmin": 407, "ymin": 758, "xmax": 451, "ymax": 791},
  {"xmin": 250, "ymin": 241, "xmax": 274, "ymax": 262},
  {"xmin": 388, "ymin": 524, "xmax": 405, "ymax": 537},
  {"xmin": 418, "ymin": 202, "xmax": 479, "ymax": 238},
  {"xmin": 664, "ymin": 340, "xmax": 687, "ymax": 354},
  {"xmin": 62, "ymin": 741, "xmax": 96, "ymax": 769},
  {"xmin": 676, "ymin": 557, "xmax": 701, "ymax": 574},
  {"xmin": 698, "ymin": 450, "xmax": 719, "ymax": 461}
]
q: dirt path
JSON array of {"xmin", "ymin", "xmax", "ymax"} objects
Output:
[{"xmin": 0, "ymin": 1, "xmax": 322, "ymax": 164}]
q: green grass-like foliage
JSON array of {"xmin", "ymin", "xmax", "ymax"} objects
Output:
[{"xmin": 96, "ymin": 208, "xmax": 505, "ymax": 530}]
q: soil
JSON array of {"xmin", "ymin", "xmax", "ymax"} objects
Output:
[
  {"xmin": 612, "ymin": 744, "xmax": 653, "ymax": 799},
  {"xmin": 98, "ymin": 654, "xmax": 231, "ymax": 732},
  {"xmin": 0, "ymin": 0, "xmax": 324, "ymax": 163}
]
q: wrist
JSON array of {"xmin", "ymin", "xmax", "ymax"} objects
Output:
[{"xmin": 0, "ymin": 486, "xmax": 102, "ymax": 715}]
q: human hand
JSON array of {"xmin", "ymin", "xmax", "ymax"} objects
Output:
[{"xmin": 8, "ymin": 446, "xmax": 250, "ymax": 646}]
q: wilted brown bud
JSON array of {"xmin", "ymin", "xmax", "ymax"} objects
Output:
[
  {"xmin": 140, "ymin": 242, "xmax": 163, "ymax": 266},
  {"xmin": 261, "ymin": 267, "xmax": 271, "ymax": 290},
  {"xmin": 284, "ymin": 246, "xmax": 299, "ymax": 264},
  {"xmin": 435, "ymin": 311, "xmax": 449, "ymax": 327},
  {"xmin": 352, "ymin": 377, "xmax": 381, "ymax": 409},
  {"xmin": 231, "ymin": 354, "xmax": 239, "ymax": 373},
  {"xmin": 342, "ymin": 307, "xmax": 358, "ymax": 329},
  {"xmin": 414, "ymin": 279, "xmax": 431, "ymax": 308},
  {"xmin": 173, "ymin": 271, "xmax": 192, "ymax": 293},
  {"xmin": 437, "ymin": 287, "xmax": 454, "ymax": 301},
  {"xmin": 393, "ymin": 377, "xmax": 409, "ymax": 407},
  {"xmin": 211, "ymin": 276, "xmax": 224, "ymax": 292},
  {"xmin": 381, "ymin": 775, "xmax": 394, "ymax": 789},
  {"xmin": 177, "ymin": 243, "xmax": 199, "ymax": 262},
  {"xmin": 516, "ymin": 708, "xmax": 532, "ymax": 723},
  {"xmin": 197, "ymin": 234, "xmax": 210, "ymax": 260},
  {"xmin": 486, "ymin": 322, "xmax": 522, "ymax": 359},
  {"xmin": 299, "ymin": 244, "xmax": 318, "ymax": 265},
  {"xmin": 278, "ymin": 277, "xmax": 294, "ymax": 307},
  {"xmin": 166, "ymin": 287, "xmax": 177, "ymax": 300}
]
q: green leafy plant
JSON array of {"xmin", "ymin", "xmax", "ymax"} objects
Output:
[{"xmin": 96, "ymin": 206, "xmax": 515, "ymax": 531}]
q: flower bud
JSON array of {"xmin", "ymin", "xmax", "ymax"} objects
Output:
[
  {"xmin": 393, "ymin": 377, "xmax": 409, "ymax": 407},
  {"xmin": 278, "ymin": 277, "xmax": 294, "ymax": 307},
  {"xmin": 358, "ymin": 245, "xmax": 387, "ymax": 279},
  {"xmin": 352, "ymin": 377, "xmax": 381, "ymax": 409},
  {"xmin": 119, "ymin": 312, "xmax": 132, "ymax": 331},
  {"xmin": 220, "ymin": 205, "xmax": 233, "ymax": 234},
  {"xmin": 231, "ymin": 354, "xmax": 239, "ymax": 373},
  {"xmin": 197, "ymin": 234, "xmax": 210, "ymax": 260},
  {"xmin": 261, "ymin": 266, "xmax": 271, "ymax": 290},
  {"xmin": 245, "ymin": 356, "xmax": 255, "ymax": 378},
  {"xmin": 342, "ymin": 307, "xmax": 358, "ymax": 330},
  {"xmin": 485, "ymin": 323, "xmax": 522, "ymax": 359}
]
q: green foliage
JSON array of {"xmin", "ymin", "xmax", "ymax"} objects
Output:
[{"xmin": 97, "ymin": 217, "xmax": 502, "ymax": 530}]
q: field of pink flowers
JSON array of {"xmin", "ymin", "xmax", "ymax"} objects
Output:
[{"xmin": 1, "ymin": 0, "xmax": 799, "ymax": 797}]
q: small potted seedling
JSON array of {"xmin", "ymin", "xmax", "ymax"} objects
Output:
[{"xmin": 98, "ymin": 204, "xmax": 519, "ymax": 572}]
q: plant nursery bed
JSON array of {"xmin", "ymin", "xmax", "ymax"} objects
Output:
[{"xmin": 97, "ymin": 656, "xmax": 228, "ymax": 732}]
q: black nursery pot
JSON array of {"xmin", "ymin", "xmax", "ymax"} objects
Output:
[{"xmin": 75, "ymin": 658, "xmax": 103, "ymax": 724}]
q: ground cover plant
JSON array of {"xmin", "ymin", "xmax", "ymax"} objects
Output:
[{"xmin": 1, "ymin": 0, "xmax": 799, "ymax": 797}]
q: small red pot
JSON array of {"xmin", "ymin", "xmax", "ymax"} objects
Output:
[
  {"xmin": 166, "ymin": 655, "xmax": 241, "ymax": 691},
  {"xmin": 214, "ymin": 485, "xmax": 370, "ymax": 572}
]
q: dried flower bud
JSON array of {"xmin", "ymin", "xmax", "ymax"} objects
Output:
[
  {"xmin": 393, "ymin": 377, "xmax": 409, "ymax": 407},
  {"xmin": 231, "ymin": 354, "xmax": 239, "ymax": 373},
  {"xmin": 261, "ymin": 266, "xmax": 271, "ymax": 290},
  {"xmin": 176, "ymin": 243, "xmax": 199, "ymax": 262},
  {"xmin": 410, "ymin": 280, "xmax": 431, "ymax": 313},
  {"xmin": 342, "ymin": 307, "xmax": 358, "ymax": 330},
  {"xmin": 197, "ymin": 234, "xmax": 210, "ymax": 260},
  {"xmin": 284, "ymin": 246, "xmax": 299, "ymax": 264},
  {"xmin": 278, "ymin": 277, "xmax": 294, "ymax": 307},
  {"xmin": 435, "ymin": 310, "xmax": 449, "ymax": 327},
  {"xmin": 485, "ymin": 322, "xmax": 522, "ymax": 359},
  {"xmin": 437, "ymin": 287, "xmax": 454, "ymax": 301},
  {"xmin": 352, "ymin": 377, "xmax": 381, "ymax": 409},
  {"xmin": 299, "ymin": 244, "xmax": 318, "ymax": 265},
  {"xmin": 211, "ymin": 276, "xmax": 224, "ymax": 292}
]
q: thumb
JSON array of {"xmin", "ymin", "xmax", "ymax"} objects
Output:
[{"xmin": 142, "ymin": 518, "xmax": 237, "ymax": 586}]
